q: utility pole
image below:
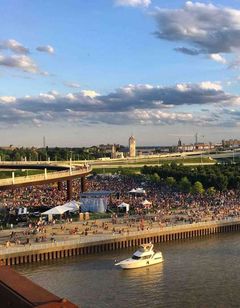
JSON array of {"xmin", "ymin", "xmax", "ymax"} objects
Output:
[{"xmin": 195, "ymin": 133, "xmax": 198, "ymax": 145}]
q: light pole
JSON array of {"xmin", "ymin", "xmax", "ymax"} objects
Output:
[
  {"xmin": 69, "ymin": 151, "xmax": 73, "ymax": 174},
  {"xmin": 201, "ymin": 135, "xmax": 205, "ymax": 166}
]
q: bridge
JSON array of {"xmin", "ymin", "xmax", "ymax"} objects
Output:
[{"xmin": 0, "ymin": 162, "xmax": 92, "ymax": 200}]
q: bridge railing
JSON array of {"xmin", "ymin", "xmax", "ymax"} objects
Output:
[{"xmin": 0, "ymin": 166, "xmax": 91, "ymax": 186}]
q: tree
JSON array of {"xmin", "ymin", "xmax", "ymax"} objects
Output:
[
  {"xmin": 179, "ymin": 176, "xmax": 191, "ymax": 193},
  {"xmin": 207, "ymin": 187, "xmax": 216, "ymax": 195},
  {"xmin": 192, "ymin": 181, "xmax": 204, "ymax": 194},
  {"xmin": 150, "ymin": 173, "xmax": 160, "ymax": 183},
  {"xmin": 166, "ymin": 176, "xmax": 176, "ymax": 187},
  {"xmin": 215, "ymin": 175, "xmax": 228, "ymax": 191}
]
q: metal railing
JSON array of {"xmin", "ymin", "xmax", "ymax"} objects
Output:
[
  {"xmin": 0, "ymin": 217, "xmax": 239, "ymax": 256},
  {"xmin": 0, "ymin": 166, "xmax": 91, "ymax": 187}
]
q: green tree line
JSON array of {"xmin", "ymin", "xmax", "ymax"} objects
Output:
[
  {"xmin": 0, "ymin": 146, "xmax": 111, "ymax": 162},
  {"xmin": 142, "ymin": 162, "xmax": 240, "ymax": 191}
]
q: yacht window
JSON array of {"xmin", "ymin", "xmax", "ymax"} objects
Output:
[
  {"xmin": 141, "ymin": 255, "xmax": 151, "ymax": 260},
  {"xmin": 132, "ymin": 255, "xmax": 141, "ymax": 260}
]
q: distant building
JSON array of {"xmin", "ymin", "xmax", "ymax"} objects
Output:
[
  {"xmin": 115, "ymin": 152, "xmax": 124, "ymax": 159},
  {"xmin": 137, "ymin": 148, "xmax": 155, "ymax": 156},
  {"xmin": 222, "ymin": 139, "xmax": 240, "ymax": 148},
  {"xmin": 178, "ymin": 143, "xmax": 215, "ymax": 152},
  {"xmin": 129, "ymin": 135, "xmax": 136, "ymax": 157},
  {"xmin": 111, "ymin": 144, "xmax": 116, "ymax": 159},
  {"xmin": 178, "ymin": 144, "xmax": 195, "ymax": 152}
]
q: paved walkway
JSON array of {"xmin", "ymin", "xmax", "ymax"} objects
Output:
[{"xmin": 0, "ymin": 216, "xmax": 239, "ymax": 256}]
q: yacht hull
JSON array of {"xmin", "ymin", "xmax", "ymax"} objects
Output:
[{"xmin": 116, "ymin": 257, "xmax": 164, "ymax": 269}]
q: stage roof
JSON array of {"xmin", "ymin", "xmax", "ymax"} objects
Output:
[{"xmin": 80, "ymin": 191, "xmax": 114, "ymax": 198}]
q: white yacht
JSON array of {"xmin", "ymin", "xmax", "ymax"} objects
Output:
[{"xmin": 115, "ymin": 243, "xmax": 163, "ymax": 269}]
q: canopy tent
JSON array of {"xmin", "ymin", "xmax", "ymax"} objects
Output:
[
  {"xmin": 42, "ymin": 205, "xmax": 70, "ymax": 216},
  {"xmin": 141, "ymin": 200, "xmax": 152, "ymax": 206},
  {"xmin": 136, "ymin": 188, "xmax": 146, "ymax": 194},
  {"xmin": 62, "ymin": 201, "xmax": 80, "ymax": 212},
  {"xmin": 42, "ymin": 201, "xmax": 80, "ymax": 216},
  {"xmin": 128, "ymin": 188, "xmax": 146, "ymax": 195},
  {"xmin": 118, "ymin": 202, "xmax": 130, "ymax": 212}
]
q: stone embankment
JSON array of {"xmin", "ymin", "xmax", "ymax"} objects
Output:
[{"xmin": 0, "ymin": 218, "xmax": 239, "ymax": 266}]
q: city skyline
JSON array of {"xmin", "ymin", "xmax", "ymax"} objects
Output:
[{"xmin": 1, "ymin": 0, "xmax": 240, "ymax": 147}]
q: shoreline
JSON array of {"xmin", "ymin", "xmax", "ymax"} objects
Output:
[{"xmin": 1, "ymin": 217, "xmax": 239, "ymax": 266}]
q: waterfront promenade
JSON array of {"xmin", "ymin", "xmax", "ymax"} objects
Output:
[{"xmin": 0, "ymin": 217, "xmax": 239, "ymax": 266}]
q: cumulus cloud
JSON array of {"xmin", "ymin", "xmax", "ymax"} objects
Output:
[
  {"xmin": 0, "ymin": 39, "xmax": 51, "ymax": 74},
  {"xmin": 81, "ymin": 90, "xmax": 100, "ymax": 98},
  {"xmin": 209, "ymin": 54, "xmax": 227, "ymax": 64},
  {"xmin": 36, "ymin": 45, "xmax": 55, "ymax": 54},
  {"xmin": 153, "ymin": 2, "xmax": 240, "ymax": 64},
  {"xmin": 0, "ymin": 82, "xmax": 238, "ymax": 127},
  {"xmin": 115, "ymin": 0, "xmax": 151, "ymax": 7},
  {"xmin": 0, "ymin": 54, "xmax": 39, "ymax": 73},
  {"xmin": 0, "ymin": 39, "xmax": 29, "ymax": 54},
  {"xmin": 0, "ymin": 96, "xmax": 16, "ymax": 104}
]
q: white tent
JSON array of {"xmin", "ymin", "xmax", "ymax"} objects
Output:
[
  {"xmin": 118, "ymin": 202, "xmax": 130, "ymax": 212},
  {"xmin": 42, "ymin": 205, "xmax": 70, "ymax": 216},
  {"xmin": 129, "ymin": 188, "xmax": 146, "ymax": 195},
  {"xmin": 136, "ymin": 188, "xmax": 146, "ymax": 194},
  {"xmin": 141, "ymin": 199, "xmax": 152, "ymax": 206},
  {"xmin": 62, "ymin": 201, "xmax": 80, "ymax": 212}
]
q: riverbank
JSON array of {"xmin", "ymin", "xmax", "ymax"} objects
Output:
[{"xmin": 0, "ymin": 218, "xmax": 239, "ymax": 266}]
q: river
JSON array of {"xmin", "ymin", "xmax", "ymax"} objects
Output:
[{"xmin": 16, "ymin": 233, "xmax": 240, "ymax": 307}]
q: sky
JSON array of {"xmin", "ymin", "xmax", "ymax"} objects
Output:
[{"xmin": 1, "ymin": 0, "xmax": 240, "ymax": 147}]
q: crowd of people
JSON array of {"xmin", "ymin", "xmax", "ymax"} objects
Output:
[
  {"xmin": 0, "ymin": 181, "xmax": 81, "ymax": 208},
  {"xmin": 0, "ymin": 173, "xmax": 239, "ymax": 226},
  {"xmin": 89, "ymin": 174, "xmax": 240, "ymax": 224},
  {"xmin": 0, "ymin": 173, "xmax": 239, "ymax": 247}
]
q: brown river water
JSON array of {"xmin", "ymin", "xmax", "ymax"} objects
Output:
[{"xmin": 16, "ymin": 233, "xmax": 240, "ymax": 308}]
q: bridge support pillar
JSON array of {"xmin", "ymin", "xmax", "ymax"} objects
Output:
[
  {"xmin": 58, "ymin": 181, "xmax": 63, "ymax": 191},
  {"xmin": 81, "ymin": 177, "xmax": 87, "ymax": 192},
  {"xmin": 67, "ymin": 179, "xmax": 73, "ymax": 200}
]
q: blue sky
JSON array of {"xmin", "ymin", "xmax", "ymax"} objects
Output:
[{"xmin": 1, "ymin": 0, "xmax": 240, "ymax": 147}]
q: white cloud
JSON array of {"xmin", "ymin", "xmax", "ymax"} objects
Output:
[
  {"xmin": 81, "ymin": 90, "xmax": 100, "ymax": 98},
  {"xmin": 0, "ymin": 96, "xmax": 16, "ymax": 104},
  {"xmin": 115, "ymin": 0, "xmax": 151, "ymax": 7},
  {"xmin": 0, "ymin": 54, "xmax": 39, "ymax": 73},
  {"xmin": 36, "ymin": 45, "xmax": 55, "ymax": 54},
  {"xmin": 199, "ymin": 81, "xmax": 222, "ymax": 91},
  {"xmin": 0, "ymin": 39, "xmax": 29, "ymax": 54},
  {"xmin": 0, "ymin": 39, "xmax": 52, "ymax": 74},
  {"xmin": 0, "ymin": 82, "xmax": 237, "ymax": 127},
  {"xmin": 64, "ymin": 82, "xmax": 81, "ymax": 89},
  {"xmin": 153, "ymin": 2, "xmax": 240, "ymax": 66},
  {"xmin": 209, "ymin": 54, "xmax": 227, "ymax": 64},
  {"xmin": 32, "ymin": 118, "xmax": 42, "ymax": 127}
]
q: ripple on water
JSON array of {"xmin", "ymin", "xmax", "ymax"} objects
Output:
[{"xmin": 16, "ymin": 233, "xmax": 240, "ymax": 308}]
